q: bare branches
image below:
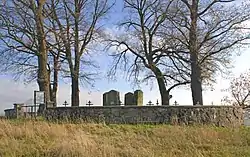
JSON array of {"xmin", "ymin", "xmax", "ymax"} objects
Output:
[
  {"xmin": 107, "ymin": 0, "xmax": 191, "ymax": 105},
  {"xmin": 223, "ymin": 70, "xmax": 250, "ymax": 107},
  {"xmin": 44, "ymin": 0, "xmax": 112, "ymax": 106},
  {"xmin": 0, "ymin": 0, "xmax": 40, "ymax": 81},
  {"xmin": 167, "ymin": 0, "xmax": 250, "ymax": 86},
  {"xmin": 198, "ymin": 0, "xmax": 235, "ymax": 16}
]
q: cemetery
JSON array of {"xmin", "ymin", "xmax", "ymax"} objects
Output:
[
  {"xmin": 1, "ymin": 0, "xmax": 250, "ymax": 156},
  {"xmin": 4, "ymin": 89, "xmax": 244, "ymax": 127}
]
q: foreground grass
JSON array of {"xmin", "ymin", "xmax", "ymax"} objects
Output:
[{"xmin": 0, "ymin": 120, "xmax": 250, "ymax": 157}]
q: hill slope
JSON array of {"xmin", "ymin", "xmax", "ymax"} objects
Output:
[{"xmin": 0, "ymin": 120, "xmax": 250, "ymax": 157}]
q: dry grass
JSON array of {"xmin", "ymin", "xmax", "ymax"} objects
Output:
[{"xmin": 0, "ymin": 119, "xmax": 250, "ymax": 157}]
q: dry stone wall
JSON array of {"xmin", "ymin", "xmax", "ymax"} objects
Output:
[
  {"xmin": 4, "ymin": 109, "xmax": 16, "ymax": 119},
  {"xmin": 44, "ymin": 106, "xmax": 243, "ymax": 127}
]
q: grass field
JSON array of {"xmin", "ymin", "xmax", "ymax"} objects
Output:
[{"xmin": 0, "ymin": 119, "xmax": 250, "ymax": 157}]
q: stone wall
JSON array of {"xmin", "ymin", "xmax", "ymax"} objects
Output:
[
  {"xmin": 4, "ymin": 103, "xmax": 26, "ymax": 119},
  {"xmin": 44, "ymin": 106, "xmax": 243, "ymax": 127},
  {"xmin": 4, "ymin": 109, "xmax": 16, "ymax": 119},
  {"xmin": 4, "ymin": 106, "xmax": 36, "ymax": 119}
]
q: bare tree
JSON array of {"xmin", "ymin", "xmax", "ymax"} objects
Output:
[
  {"xmin": 46, "ymin": 0, "xmax": 112, "ymax": 106},
  {"xmin": 166, "ymin": 0, "xmax": 250, "ymax": 105},
  {"xmin": 0, "ymin": 0, "xmax": 108, "ymax": 107},
  {"xmin": 107, "ymin": 0, "xmax": 191, "ymax": 105},
  {"xmin": 222, "ymin": 70, "xmax": 250, "ymax": 107},
  {"xmin": 0, "ymin": 0, "xmax": 71, "ymax": 108},
  {"xmin": 0, "ymin": 0, "xmax": 51, "ymax": 109}
]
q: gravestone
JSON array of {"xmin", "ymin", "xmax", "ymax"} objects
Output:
[
  {"xmin": 124, "ymin": 92, "xmax": 135, "ymax": 106},
  {"xmin": 103, "ymin": 90, "xmax": 121, "ymax": 106},
  {"xmin": 134, "ymin": 90, "xmax": 143, "ymax": 106},
  {"xmin": 108, "ymin": 90, "xmax": 120, "ymax": 105},
  {"xmin": 103, "ymin": 92, "xmax": 109, "ymax": 106}
]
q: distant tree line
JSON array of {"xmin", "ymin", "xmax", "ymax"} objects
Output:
[{"xmin": 0, "ymin": 0, "xmax": 250, "ymax": 109}]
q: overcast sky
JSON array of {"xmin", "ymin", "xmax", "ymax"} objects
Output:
[{"xmin": 1, "ymin": 0, "xmax": 250, "ymax": 113}]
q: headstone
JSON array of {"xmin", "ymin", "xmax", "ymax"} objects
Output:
[
  {"xmin": 103, "ymin": 90, "xmax": 121, "ymax": 106},
  {"xmin": 103, "ymin": 92, "xmax": 109, "ymax": 106},
  {"xmin": 134, "ymin": 90, "xmax": 143, "ymax": 106},
  {"xmin": 124, "ymin": 92, "xmax": 135, "ymax": 106},
  {"xmin": 108, "ymin": 90, "xmax": 120, "ymax": 105}
]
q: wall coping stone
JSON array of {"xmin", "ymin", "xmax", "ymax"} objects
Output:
[{"xmin": 52, "ymin": 105, "xmax": 242, "ymax": 109}]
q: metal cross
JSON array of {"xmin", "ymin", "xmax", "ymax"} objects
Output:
[
  {"xmin": 87, "ymin": 100, "xmax": 93, "ymax": 106},
  {"xmin": 147, "ymin": 100, "xmax": 153, "ymax": 106},
  {"xmin": 174, "ymin": 101, "xmax": 178, "ymax": 106},
  {"xmin": 63, "ymin": 101, "xmax": 68, "ymax": 107},
  {"xmin": 156, "ymin": 99, "xmax": 159, "ymax": 106}
]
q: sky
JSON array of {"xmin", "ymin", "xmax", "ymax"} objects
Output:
[
  {"xmin": 0, "ymin": 0, "xmax": 250, "ymax": 114},
  {"xmin": 0, "ymin": 46, "xmax": 249, "ymax": 114}
]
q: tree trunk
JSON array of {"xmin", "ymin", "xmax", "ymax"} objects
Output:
[
  {"xmin": 51, "ymin": 56, "xmax": 58, "ymax": 107},
  {"xmin": 157, "ymin": 78, "xmax": 170, "ymax": 106},
  {"xmin": 71, "ymin": 72, "xmax": 80, "ymax": 107},
  {"xmin": 190, "ymin": 53, "xmax": 203, "ymax": 105},
  {"xmin": 37, "ymin": 54, "xmax": 50, "ymax": 111},
  {"xmin": 51, "ymin": 79, "xmax": 58, "ymax": 107},
  {"xmin": 35, "ymin": 0, "xmax": 50, "ymax": 111},
  {"xmin": 67, "ymin": 53, "xmax": 80, "ymax": 107},
  {"xmin": 189, "ymin": 0, "xmax": 203, "ymax": 105},
  {"xmin": 152, "ymin": 66, "xmax": 170, "ymax": 105},
  {"xmin": 71, "ymin": 57, "xmax": 80, "ymax": 106},
  {"xmin": 71, "ymin": 0, "xmax": 80, "ymax": 107}
]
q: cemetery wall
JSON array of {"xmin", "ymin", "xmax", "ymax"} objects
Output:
[
  {"xmin": 44, "ymin": 106, "xmax": 243, "ymax": 127},
  {"xmin": 4, "ymin": 109, "xmax": 16, "ymax": 119}
]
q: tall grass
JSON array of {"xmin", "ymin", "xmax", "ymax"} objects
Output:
[{"xmin": 0, "ymin": 119, "xmax": 250, "ymax": 157}]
